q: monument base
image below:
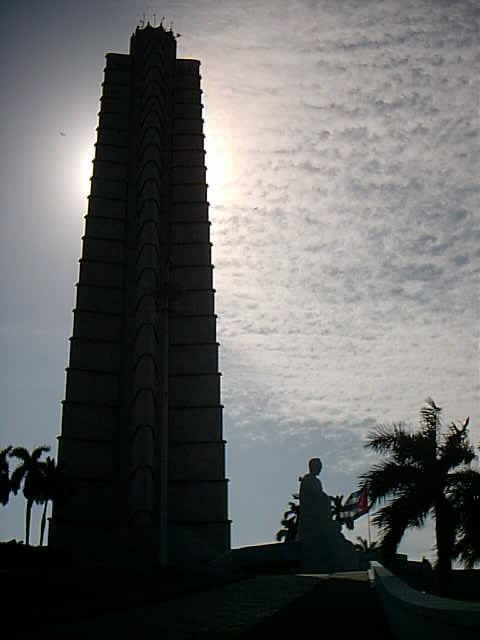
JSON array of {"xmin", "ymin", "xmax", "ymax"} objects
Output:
[{"xmin": 298, "ymin": 529, "xmax": 368, "ymax": 573}]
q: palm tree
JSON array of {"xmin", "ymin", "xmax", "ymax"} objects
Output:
[
  {"xmin": 10, "ymin": 446, "xmax": 50, "ymax": 545},
  {"xmin": 276, "ymin": 493, "xmax": 300, "ymax": 542},
  {"xmin": 360, "ymin": 399, "xmax": 475, "ymax": 593},
  {"xmin": 330, "ymin": 494, "xmax": 354, "ymax": 530},
  {"xmin": 331, "ymin": 494, "xmax": 343, "ymax": 520},
  {"xmin": 0, "ymin": 446, "xmax": 12, "ymax": 505},
  {"xmin": 354, "ymin": 536, "xmax": 379, "ymax": 553},
  {"xmin": 449, "ymin": 468, "xmax": 480, "ymax": 568},
  {"xmin": 38, "ymin": 456, "xmax": 63, "ymax": 546}
]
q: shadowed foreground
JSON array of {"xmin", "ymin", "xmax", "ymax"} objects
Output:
[
  {"xmin": 47, "ymin": 571, "xmax": 391, "ymax": 639},
  {"xmin": 3, "ymin": 549, "xmax": 392, "ymax": 639},
  {"xmin": 42, "ymin": 572, "xmax": 392, "ymax": 639},
  {"xmin": 237, "ymin": 571, "xmax": 393, "ymax": 639}
]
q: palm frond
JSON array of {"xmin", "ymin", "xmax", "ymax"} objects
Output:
[
  {"xmin": 10, "ymin": 447, "xmax": 30, "ymax": 463},
  {"xmin": 276, "ymin": 490, "xmax": 300, "ymax": 542},
  {"xmin": 10, "ymin": 466, "xmax": 26, "ymax": 493},
  {"xmin": 280, "ymin": 516, "xmax": 295, "ymax": 527},
  {"xmin": 366, "ymin": 423, "xmax": 432, "ymax": 466},
  {"xmin": 360, "ymin": 460, "xmax": 423, "ymax": 503},
  {"xmin": 31, "ymin": 446, "xmax": 50, "ymax": 462},
  {"xmin": 41, "ymin": 457, "xmax": 64, "ymax": 505},
  {"xmin": 375, "ymin": 496, "xmax": 429, "ymax": 531},
  {"xmin": 373, "ymin": 495, "xmax": 429, "ymax": 558},
  {"xmin": 0, "ymin": 446, "xmax": 12, "ymax": 468},
  {"xmin": 438, "ymin": 422, "xmax": 476, "ymax": 472},
  {"xmin": 330, "ymin": 494, "xmax": 344, "ymax": 520},
  {"xmin": 454, "ymin": 538, "xmax": 480, "ymax": 569},
  {"xmin": 0, "ymin": 448, "xmax": 11, "ymax": 505},
  {"xmin": 419, "ymin": 398, "xmax": 441, "ymax": 437},
  {"xmin": 447, "ymin": 469, "xmax": 480, "ymax": 496},
  {"xmin": 0, "ymin": 447, "xmax": 12, "ymax": 505},
  {"xmin": 354, "ymin": 536, "xmax": 378, "ymax": 552},
  {"xmin": 365, "ymin": 423, "xmax": 406, "ymax": 453}
]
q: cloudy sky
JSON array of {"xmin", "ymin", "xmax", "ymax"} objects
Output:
[{"xmin": 1, "ymin": 0, "xmax": 479, "ymax": 563}]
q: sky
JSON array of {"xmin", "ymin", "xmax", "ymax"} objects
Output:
[{"xmin": 0, "ymin": 0, "xmax": 479, "ymax": 564}]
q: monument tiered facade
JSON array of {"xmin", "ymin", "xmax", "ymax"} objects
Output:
[{"xmin": 50, "ymin": 25, "xmax": 230, "ymax": 566}]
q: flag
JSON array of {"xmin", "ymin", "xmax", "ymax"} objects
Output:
[{"xmin": 339, "ymin": 487, "xmax": 369, "ymax": 523}]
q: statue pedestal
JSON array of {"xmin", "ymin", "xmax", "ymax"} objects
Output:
[{"xmin": 298, "ymin": 518, "xmax": 367, "ymax": 572}]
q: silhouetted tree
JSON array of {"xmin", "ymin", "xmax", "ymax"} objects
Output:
[
  {"xmin": 449, "ymin": 467, "xmax": 480, "ymax": 568},
  {"xmin": 330, "ymin": 494, "xmax": 354, "ymax": 529},
  {"xmin": 10, "ymin": 446, "xmax": 50, "ymax": 545},
  {"xmin": 354, "ymin": 536, "xmax": 378, "ymax": 553},
  {"xmin": 360, "ymin": 398, "xmax": 475, "ymax": 593},
  {"xmin": 276, "ymin": 493, "xmax": 300, "ymax": 542},
  {"xmin": 38, "ymin": 456, "xmax": 63, "ymax": 546},
  {"xmin": 0, "ymin": 446, "xmax": 12, "ymax": 506},
  {"xmin": 331, "ymin": 494, "xmax": 343, "ymax": 520}
]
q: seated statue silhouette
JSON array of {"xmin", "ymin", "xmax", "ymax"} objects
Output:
[{"xmin": 296, "ymin": 457, "xmax": 366, "ymax": 572}]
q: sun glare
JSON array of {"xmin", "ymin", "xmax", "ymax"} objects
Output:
[
  {"xmin": 77, "ymin": 149, "xmax": 93, "ymax": 200},
  {"xmin": 205, "ymin": 129, "xmax": 234, "ymax": 206},
  {"xmin": 75, "ymin": 132, "xmax": 233, "ymax": 208}
]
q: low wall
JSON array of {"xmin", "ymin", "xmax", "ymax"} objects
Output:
[
  {"xmin": 211, "ymin": 541, "xmax": 369, "ymax": 574},
  {"xmin": 206, "ymin": 541, "xmax": 300, "ymax": 574},
  {"xmin": 232, "ymin": 541, "xmax": 299, "ymax": 568},
  {"xmin": 370, "ymin": 561, "xmax": 480, "ymax": 640}
]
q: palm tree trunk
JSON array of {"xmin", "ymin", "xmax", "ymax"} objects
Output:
[
  {"xmin": 26, "ymin": 497, "xmax": 33, "ymax": 546},
  {"xmin": 434, "ymin": 498, "xmax": 454, "ymax": 595},
  {"xmin": 39, "ymin": 499, "xmax": 48, "ymax": 546}
]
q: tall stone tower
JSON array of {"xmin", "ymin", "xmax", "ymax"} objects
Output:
[{"xmin": 50, "ymin": 25, "xmax": 230, "ymax": 567}]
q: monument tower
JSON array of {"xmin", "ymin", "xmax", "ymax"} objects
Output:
[{"xmin": 50, "ymin": 24, "xmax": 230, "ymax": 566}]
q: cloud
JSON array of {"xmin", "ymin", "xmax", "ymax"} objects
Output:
[{"xmin": 2, "ymin": 0, "xmax": 478, "ymax": 557}]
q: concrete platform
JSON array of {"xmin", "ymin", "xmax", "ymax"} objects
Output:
[{"xmin": 45, "ymin": 570, "xmax": 393, "ymax": 639}]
